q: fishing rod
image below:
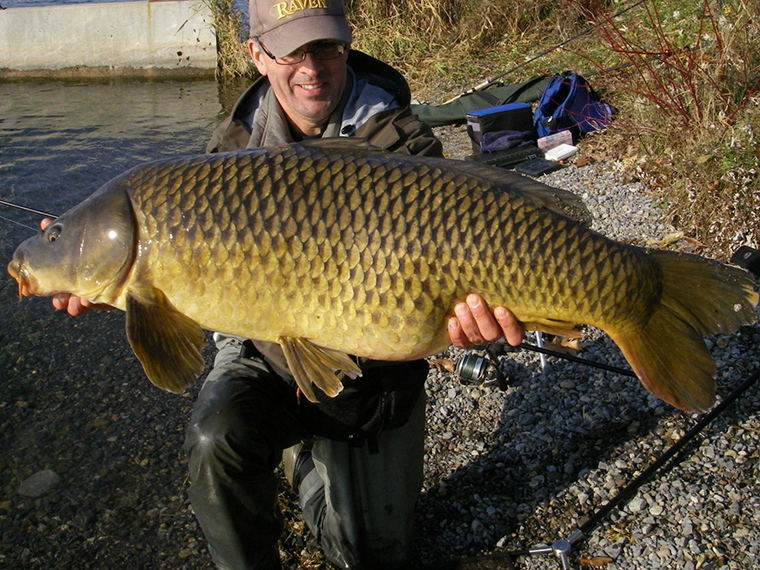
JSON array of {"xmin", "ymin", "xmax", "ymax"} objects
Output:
[
  {"xmin": 519, "ymin": 340, "xmax": 636, "ymax": 378},
  {"xmin": 455, "ymin": 335, "xmax": 637, "ymax": 389},
  {"xmin": 443, "ymin": 0, "xmax": 648, "ymax": 104},
  {"xmin": 506, "ymin": 364, "xmax": 760, "ymax": 568},
  {"xmin": 449, "ymin": 333, "xmax": 760, "ymax": 569},
  {"xmin": 0, "ymin": 213, "xmax": 39, "ymax": 232},
  {"xmin": 0, "ymin": 198, "xmax": 57, "ymax": 220},
  {"xmin": 0, "ymin": 198, "xmax": 58, "ymax": 233}
]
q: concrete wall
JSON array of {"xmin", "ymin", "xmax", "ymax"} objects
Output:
[{"xmin": 0, "ymin": 0, "xmax": 217, "ymax": 77}]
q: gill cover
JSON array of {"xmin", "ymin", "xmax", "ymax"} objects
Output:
[{"xmin": 13, "ymin": 184, "xmax": 137, "ymax": 301}]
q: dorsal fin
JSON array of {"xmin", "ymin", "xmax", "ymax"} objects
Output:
[
  {"xmin": 293, "ymin": 138, "xmax": 591, "ymax": 226},
  {"xmin": 296, "ymin": 137, "xmax": 380, "ymax": 152}
]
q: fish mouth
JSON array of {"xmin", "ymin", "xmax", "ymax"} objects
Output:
[{"xmin": 7, "ymin": 257, "xmax": 35, "ymax": 299}]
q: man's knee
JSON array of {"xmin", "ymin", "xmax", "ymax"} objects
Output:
[
  {"xmin": 184, "ymin": 399, "xmax": 237, "ymax": 461},
  {"xmin": 185, "ymin": 363, "xmax": 304, "ymax": 470}
]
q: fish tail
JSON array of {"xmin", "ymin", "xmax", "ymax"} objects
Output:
[{"xmin": 611, "ymin": 250, "xmax": 758, "ymax": 413}]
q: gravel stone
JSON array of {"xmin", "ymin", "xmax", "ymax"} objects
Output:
[{"xmin": 17, "ymin": 470, "xmax": 62, "ymax": 498}]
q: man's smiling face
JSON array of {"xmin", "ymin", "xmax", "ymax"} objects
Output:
[{"xmin": 250, "ymin": 40, "xmax": 349, "ymax": 137}]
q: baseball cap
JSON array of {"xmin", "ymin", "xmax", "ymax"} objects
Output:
[{"xmin": 249, "ymin": 0, "xmax": 353, "ymax": 58}]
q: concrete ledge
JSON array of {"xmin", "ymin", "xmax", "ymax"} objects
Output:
[{"xmin": 0, "ymin": 0, "xmax": 218, "ymax": 78}]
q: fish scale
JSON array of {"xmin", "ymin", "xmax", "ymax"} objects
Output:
[
  {"xmin": 132, "ymin": 148, "xmax": 655, "ymax": 345},
  {"xmin": 8, "ymin": 139, "xmax": 757, "ymax": 410}
]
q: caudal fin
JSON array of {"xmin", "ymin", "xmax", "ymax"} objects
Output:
[{"xmin": 611, "ymin": 250, "xmax": 757, "ymax": 413}]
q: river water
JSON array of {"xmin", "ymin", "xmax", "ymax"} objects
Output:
[
  {"xmin": 0, "ymin": 80, "xmax": 229, "ymax": 252},
  {"xmin": 0, "ymin": 0, "xmax": 249, "ymax": 248}
]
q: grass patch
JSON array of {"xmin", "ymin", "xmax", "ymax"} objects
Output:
[
  {"xmin": 572, "ymin": 0, "xmax": 760, "ymax": 257},
  {"xmin": 206, "ymin": 0, "xmax": 254, "ymax": 78}
]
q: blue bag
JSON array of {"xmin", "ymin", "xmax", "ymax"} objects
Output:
[{"xmin": 533, "ymin": 73, "xmax": 613, "ymax": 142}]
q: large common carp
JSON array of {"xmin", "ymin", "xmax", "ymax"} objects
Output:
[{"xmin": 7, "ymin": 140, "xmax": 758, "ymax": 412}]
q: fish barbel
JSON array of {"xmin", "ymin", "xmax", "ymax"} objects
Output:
[{"xmin": 7, "ymin": 139, "xmax": 758, "ymax": 411}]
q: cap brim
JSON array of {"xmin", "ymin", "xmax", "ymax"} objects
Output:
[{"xmin": 260, "ymin": 15, "xmax": 352, "ymax": 58}]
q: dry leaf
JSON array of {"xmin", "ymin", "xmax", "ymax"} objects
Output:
[
  {"xmin": 544, "ymin": 336, "xmax": 581, "ymax": 355},
  {"xmin": 645, "ymin": 231, "xmax": 685, "ymax": 248},
  {"xmin": 428, "ymin": 359, "xmax": 455, "ymax": 373},
  {"xmin": 578, "ymin": 556, "xmax": 613, "ymax": 567}
]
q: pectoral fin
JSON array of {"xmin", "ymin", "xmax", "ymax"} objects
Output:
[
  {"xmin": 126, "ymin": 287, "xmax": 205, "ymax": 393},
  {"xmin": 278, "ymin": 336, "xmax": 362, "ymax": 402}
]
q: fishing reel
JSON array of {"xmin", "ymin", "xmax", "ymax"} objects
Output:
[{"xmin": 454, "ymin": 345, "xmax": 513, "ymax": 390}]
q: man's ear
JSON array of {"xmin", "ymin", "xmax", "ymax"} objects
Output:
[{"xmin": 248, "ymin": 39, "xmax": 268, "ymax": 76}]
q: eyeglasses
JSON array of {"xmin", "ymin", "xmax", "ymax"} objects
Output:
[{"xmin": 257, "ymin": 40, "xmax": 347, "ymax": 65}]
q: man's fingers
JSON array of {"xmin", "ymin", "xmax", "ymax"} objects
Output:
[
  {"xmin": 67, "ymin": 297, "xmax": 94, "ymax": 317},
  {"xmin": 465, "ymin": 294, "xmax": 503, "ymax": 343},
  {"xmin": 51, "ymin": 294, "xmax": 99, "ymax": 317},
  {"xmin": 448, "ymin": 294, "xmax": 526, "ymax": 349},
  {"xmin": 495, "ymin": 306, "xmax": 524, "ymax": 347},
  {"xmin": 51, "ymin": 293, "xmax": 72, "ymax": 312},
  {"xmin": 453, "ymin": 300, "xmax": 484, "ymax": 346},
  {"xmin": 447, "ymin": 316, "xmax": 468, "ymax": 348}
]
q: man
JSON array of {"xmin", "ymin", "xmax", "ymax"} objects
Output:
[{"xmin": 47, "ymin": 1, "xmax": 524, "ymax": 568}]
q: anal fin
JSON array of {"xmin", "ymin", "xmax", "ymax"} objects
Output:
[
  {"xmin": 523, "ymin": 318, "xmax": 583, "ymax": 338},
  {"xmin": 126, "ymin": 287, "xmax": 205, "ymax": 393},
  {"xmin": 278, "ymin": 337, "xmax": 362, "ymax": 402}
]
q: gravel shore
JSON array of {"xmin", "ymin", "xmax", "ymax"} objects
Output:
[{"xmin": 1, "ymin": 127, "xmax": 758, "ymax": 570}]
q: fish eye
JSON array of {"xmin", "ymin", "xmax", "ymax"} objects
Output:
[{"xmin": 46, "ymin": 225, "xmax": 62, "ymax": 243}]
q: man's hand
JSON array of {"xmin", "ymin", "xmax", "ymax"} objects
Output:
[
  {"xmin": 51, "ymin": 293, "xmax": 101, "ymax": 317},
  {"xmin": 448, "ymin": 294, "xmax": 524, "ymax": 349},
  {"xmin": 40, "ymin": 218, "xmax": 112, "ymax": 317}
]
